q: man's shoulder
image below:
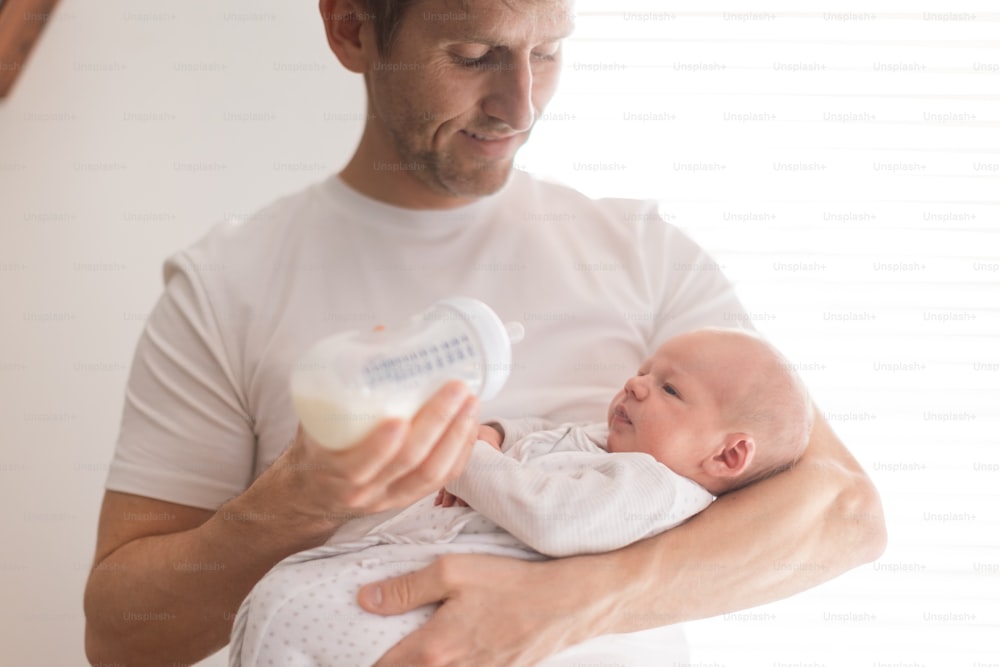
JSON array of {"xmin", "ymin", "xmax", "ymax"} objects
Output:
[
  {"xmin": 163, "ymin": 176, "xmax": 335, "ymax": 283},
  {"xmin": 509, "ymin": 170, "xmax": 676, "ymax": 235},
  {"xmin": 512, "ymin": 170, "xmax": 656, "ymax": 210},
  {"xmin": 147, "ymin": 180, "xmax": 342, "ymax": 339},
  {"xmin": 194, "ymin": 179, "xmax": 326, "ymax": 254}
]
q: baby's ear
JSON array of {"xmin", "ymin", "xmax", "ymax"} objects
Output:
[{"xmin": 704, "ymin": 433, "xmax": 755, "ymax": 478}]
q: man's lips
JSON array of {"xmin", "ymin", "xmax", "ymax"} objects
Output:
[
  {"xmin": 458, "ymin": 129, "xmax": 520, "ymax": 159},
  {"xmin": 461, "ymin": 129, "xmax": 518, "ymax": 142}
]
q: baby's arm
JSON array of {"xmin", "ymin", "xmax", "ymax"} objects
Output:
[
  {"xmin": 435, "ymin": 417, "xmax": 565, "ymax": 507},
  {"xmin": 435, "ymin": 425, "xmax": 502, "ymax": 507},
  {"xmin": 445, "ymin": 443, "xmax": 713, "ymax": 558}
]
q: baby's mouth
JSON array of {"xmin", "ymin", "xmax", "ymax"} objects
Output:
[{"xmin": 613, "ymin": 404, "xmax": 632, "ymax": 425}]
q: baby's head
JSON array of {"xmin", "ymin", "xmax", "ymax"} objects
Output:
[{"xmin": 606, "ymin": 328, "xmax": 812, "ymax": 495}]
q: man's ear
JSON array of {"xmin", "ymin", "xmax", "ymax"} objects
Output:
[
  {"xmin": 319, "ymin": 0, "xmax": 374, "ymax": 74},
  {"xmin": 704, "ymin": 433, "xmax": 755, "ymax": 478}
]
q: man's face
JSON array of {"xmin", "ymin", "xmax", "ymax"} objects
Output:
[
  {"xmin": 606, "ymin": 334, "xmax": 743, "ymax": 477},
  {"xmin": 363, "ymin": 0, "xmax": 575, "ymax": 205}
]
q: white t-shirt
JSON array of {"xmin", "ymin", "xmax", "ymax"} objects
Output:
[{"xmin": 107, "ymin": 170, "xmax": 749, "ymax": 509}]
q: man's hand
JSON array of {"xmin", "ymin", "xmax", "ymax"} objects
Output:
[
  {"xmin": 84, "ymin": 380, "xmax": 480, "ymax": 667},
  {"xmin": 434, "ymin": 423, "xmax": 503, "ymax": 508},
  {"xmin": 277, "ymin": 379, "xmax": 481, "ymax": 525},
  {"xmin": 358, "ymin": 553, "xmax": 614, "ymax": 667}
]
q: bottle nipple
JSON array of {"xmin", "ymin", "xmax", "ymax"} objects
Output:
[{"xmin": 504, "ymin": 321, "xmax": 525, "ymax": 344}]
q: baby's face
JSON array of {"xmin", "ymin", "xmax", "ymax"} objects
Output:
[{"xmin": 606, "ymin": 332, "xmax": 746, "ymax": 476}]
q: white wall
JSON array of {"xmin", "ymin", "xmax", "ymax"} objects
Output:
[
  {"xmin": 0, "ymin": 1, "xmax": 362, "ymax": 665},
  {"xmin": 2, "ymin": 1, "xmax": 998, "ymax": 666}
]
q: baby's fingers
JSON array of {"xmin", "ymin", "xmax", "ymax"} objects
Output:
[{"xmin": 436, "ymin": 489, "xmax": 470, "ymax": 508}]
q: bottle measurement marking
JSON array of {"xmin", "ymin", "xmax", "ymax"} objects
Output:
[{"xmin": 362, "ymin": 335, "xmax": 477, "ymax": 387}]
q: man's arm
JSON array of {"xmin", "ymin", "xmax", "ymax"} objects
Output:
[
  {"xmin": 84, "ymin": 489, "xmax": 315, "ymax": 666},
  {"xmin": 84, "ymin": 382, "xmax": 479, "ymax": 667},
  {"xmin": 358, "ymin": 403, "xmax": 887, "ymax": 667}
]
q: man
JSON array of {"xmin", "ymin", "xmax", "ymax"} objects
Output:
[{"xmin": 84, "ymin": 1, "xmax": 887, "ymax": 665}]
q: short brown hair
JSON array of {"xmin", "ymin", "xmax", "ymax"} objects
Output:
[
  {"xmin": 352, "ymin": 1, "xmax": 416, "ymax": 55},
  {"xmin": 360, "ymin": 0, "xmax": 535, "ymax": 56}
]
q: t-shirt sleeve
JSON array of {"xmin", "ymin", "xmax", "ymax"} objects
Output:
[
  {"xmin": 638, "ymin": 208, "xmax": 755, "ymax": 343},
  {"xmin": 104, "ymin": 253, "xmax": 255, "ymax": 510}
]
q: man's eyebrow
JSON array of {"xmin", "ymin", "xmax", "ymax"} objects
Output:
[
  {"xmin": 539, "ymin": 26, "xmax": 576, "ymax": 43},
  {"xmin": 446, "ymin": 37, "xmax": 569, "ymax": 49},
  {"xmin": 448, "ymin": 25, "xmax": 575, "ymax": 47}
]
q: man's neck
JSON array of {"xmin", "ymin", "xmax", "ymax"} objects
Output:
[{"xmin": 339, "ymin": 129, "xmax": 478, "ymax": 210}]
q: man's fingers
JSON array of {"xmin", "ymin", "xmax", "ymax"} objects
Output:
[
  {"xmin": 290, "ymin": 381, "xmax": 478, "ymax": 516},
  {"xmin": 357, "ymin": 562, "xmax": 451, "ymax": 617},
  {"xmin": 389, "ymin": 381, "xmax": 471, "ymax": 474},
  {"xmin": 385, "ymin": 395, "xmax": 478, "ymax": 502},
  {"xmin": 325, "ymin": 418, "xmax": 409, "ymax": 483}
]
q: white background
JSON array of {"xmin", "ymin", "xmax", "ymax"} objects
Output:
[{"xmin": 0, "ymin": 1, "xmax": 997, "ymax": 665}]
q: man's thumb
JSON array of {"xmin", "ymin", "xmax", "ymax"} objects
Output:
[{"xmin": 358, "ymin": 570, "xmax": 440, "ymax": 615}]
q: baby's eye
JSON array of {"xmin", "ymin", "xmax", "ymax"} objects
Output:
[{"xmin": 662, "ymin": 383, "xmax": 679, "ymax": 397}]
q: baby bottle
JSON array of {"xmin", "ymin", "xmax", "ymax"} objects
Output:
[{"xmin": 290, "ymin": 297, "xmax": 525, "ymax": 450}]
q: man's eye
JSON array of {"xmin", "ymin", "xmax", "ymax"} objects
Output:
[
  {"xmin": 456, "ymin": 55, "xmax": 487, "ymax": 67},
  {"xmin": 532, "ymin": 42, "xmax": 561, "ymax": 61},
  {"xmin": 453, "ymin": 49, "xmax": 493, "ymax": 68}
]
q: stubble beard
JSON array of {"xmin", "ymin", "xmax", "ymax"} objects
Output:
[{"xmin": 388, "ymin": 120, "xmax": 520, "ymax": 200}]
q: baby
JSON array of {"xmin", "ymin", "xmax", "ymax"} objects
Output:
[{"xmin": 230, "ymin": 327, "xmax": 813, "ymax": 667}]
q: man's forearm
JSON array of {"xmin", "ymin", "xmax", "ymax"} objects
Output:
[
  {"xmin": 87, "ymin": 388, "xmax": 479, "ymax": 666},
  {"xmin": 619, "ymin": 465, "xmax": 882, "ymax": 627},
  {"xmin": 84, "ymin": 482, "xmax": 341, "ymax": 666}
]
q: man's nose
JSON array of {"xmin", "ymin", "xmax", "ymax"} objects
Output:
[{"xmin": 481, "ymin": 55, "xmax": 535, "ymax": 132}]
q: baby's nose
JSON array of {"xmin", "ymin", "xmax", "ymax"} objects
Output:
[{"xmin": 624, "ymin": 375, "xmax": 647, "ymax": 399}]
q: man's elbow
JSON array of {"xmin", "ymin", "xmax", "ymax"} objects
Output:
[
  {"xmin": 836, "ymin": 472, "xmax": 888, "ymax": 566},
  {"xmin": 84, "ymin": 616, "xmax": 121, "ymax": 667},
  {"xmin": 84, "ymin": 597, "xmax": 122, "ymax": 667},
  {"xmin": 83, "ymin": 582, "xmax": 139, "ymax": 667},
  {"xmin": 84, "ymin": 625, "xmax": 110, "ymax": 667}
]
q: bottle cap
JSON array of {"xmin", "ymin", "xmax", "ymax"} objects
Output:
[{"xmin": 437, "ymin": 297, "xmax": 514, "ymax": 401}]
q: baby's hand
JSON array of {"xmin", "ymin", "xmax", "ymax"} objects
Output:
[
  {"xmin": 434, "ymin": 423, "xmax": 505, "ymax": 507},
  {"xmin": 435, "ymin": 487, "xmax": 467, "ymax": 508},
  {"xmin": 477, "ymin": 424, "xmax": 504, "ymax": 451}
]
